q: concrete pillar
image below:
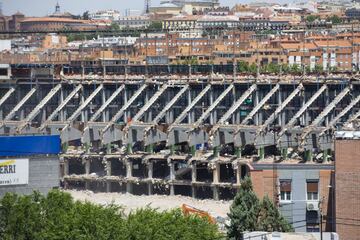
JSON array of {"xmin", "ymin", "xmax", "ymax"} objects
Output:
[
  {"xmin": 236, "ymin": 164, "xmax": 241, "ymax": 185},
  {"xmin": 106, "ymin": 143, "xmax": 111, "ymax": 154},
  {"xmin": 305, "ymin": 150, "xmax": 313, "ymax": 162},
  {"xmin": 212, "ymin": 162, "xmax": 220, "ymax": 200},
  {"xmin": 187, "ymin": 89, "xmax": 193, "ymax": 123},
  {"xmin": 235, "ymin": 147, "xmax": 242, "ymax": 158},
  {"xmin": 126, "ymin": 144, "xmax": 133, "ymax": 154},
  {"xmin": 106, "ymin": 159, "xmax": 111, "ymax": 192},
  {"xmin": 169, "ymin": 161, "xmax": 175, "ymax": 195},
  {"xmin": 255, "ymin": 90, "xmax": 260, "ymax": 125},
  {"xmin": 170, "ymin": 145, "xmax": 175, "ymax": 155},
  {"xmin": 124, "ymin": 88, "xmax": 128, "ymax": 123},
  {"xmin": 85, "ymin": 158, "xmax": 90, "ymax": 190},
  {"xmin": 63, "ymin": 159, "xmax": 69, "ymax": 177},
  {"xmin": 145, "ymin": 144, "xmax": 154, "ymax": 153},
  {"xmin": 190, "ymin": 145, "xmax": 196, "ymax": 156},
  {"xmin": 323, "ymin": 149, "xmax": 329, "ymax": 163},
  {"xmin": 81, "ymin": 94, "xmax": 85, "ymax": 122},
  {"xmin": 213, "ymin": 146, "xmax": 219, "ymax": 157},
  {"xmin": 325, "ymin": 88, "xmax": 330, "ymax": 126},
  {"xmin": 126, "ymin": 159, "xmax": 133, "ymax": 193},
  {"xmin": 258, "ymin": 147, "xmax": 265, "ymax": 160},
  {"xmin": 278, "ymin": 89, "xmax": 282, "ymax": 126},
  {"xmin": 282, "ymin": 148, "xmax": 288, "ymax": 160},
  {"xmin": 191, "ymin": 163, "xmax": 197, "ymax": 198},
  {"xmin": 102, "ymin": 89, "xmax": 106, "ymax": 122},
  {"xmin": 213, "ymin": 163, "xmax": 220, "ymax": 184},
  {"xmin": 301, "ymin": 92, "xmax": 306, "ymax": 126},
  {"xmin": 148, "ymin": 161, "xmax": 153, "ymax": 195},
  {"xmin": 85, "ymin": 159, "xmax": 90, "ymax": 175},
  {"xmin": 210, "ymin": 90, "xmax": 214, "ymax": 124}
]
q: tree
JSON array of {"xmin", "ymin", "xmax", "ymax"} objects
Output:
[
  {"xmin": 227, "ymin": 177, "xmax": 293, "ymax": 239},
  {"xmin": 238, "ymin": 61, "xmax": 249, "ymax": 73},
  {"xmin": 110, "ymin": 23, "xmax": 120, "ymax": 31},
  {"xmin": 0, "ymin": 190, "xmax": 222, "ymax": 240},
  {"xmin": 148, "ymin": 21, "xmax": 163, "ymax": 31},
  {"xmin": 306, "ymin": 15, "xmax": 320, "ymax": 23},
  {"xmin": 82, "ymin": 11, "xmax": 90, "ymax": 20},
  {"xmin": 327, "ymin": 15, "xmax": 342, "ymax": 24},
  {"xmin": 258, "ymin": 196, "xmax": 293, "ymax": 232},
  {"xmin": 227, "ymin": 177, "xmax": 261, "ymax": 239}
]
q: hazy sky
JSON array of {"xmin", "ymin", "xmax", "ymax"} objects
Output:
[{"xmin": 1, "ymin": 0, "xmax": 282, "ymax": 16}]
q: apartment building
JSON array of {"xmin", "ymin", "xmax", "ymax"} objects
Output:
[{"xmin": 251, "ymin": 164, "xmax": 334, "ymax": 233}]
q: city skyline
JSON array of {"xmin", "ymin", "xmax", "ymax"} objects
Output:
[{"xmin": 1, "ymin": 0, "xmax": 286, "ymax": 16}]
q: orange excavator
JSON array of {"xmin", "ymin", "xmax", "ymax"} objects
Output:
[{"xmin": 181, "ymin": 204, "xmax": 216, "ymax": 224}]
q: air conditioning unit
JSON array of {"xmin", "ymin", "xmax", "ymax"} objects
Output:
[{"xmin": 307, "ymin": 202, "xmax": 319, "ymax": 211}]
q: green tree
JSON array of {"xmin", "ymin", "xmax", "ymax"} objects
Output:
[
  {"xmin": 313, "ymin": 64, "xmax": 324, "ymax": 74},
  {"xmin": 238, "ymin": 61, "xmax": 249, "ymax": 73},
  {"xmin": 258, "ymin": 196, "xmax": 293, "ymax": 232},
  {"xmin": 227, "ymin": 177, "xmax": 261, "ymax": 239},
  {"xmin": 0, "ymin": 190, "xmax": 221, "ymax": 240},
  {"xmin": 126, "ymin": 208, "xmax": 221, "ymax": 240},
  {"xmin": 306, "ymin": 15, "xmax": 320, "ymax": 23},
  {"xmin": 110, "ymin": 23, "xmax": 120, "ymax": 31},
  {"xmin": 82, "ymin": 11, "xmax": 90, "ymax": 20},
  {"xmin": 227, "ymin": 178, "xmax": 292, "ymax": 239},
  {"xmin": 249, "ymin": 63, "xmax": 258, "ymax": 74},
  {"xmin": 327, "ymin": 15, "xmax": 342, "ymax": 24},
  {"xmin": 148, "ymin": 21, "xmax": 163, "ymax": 31}
]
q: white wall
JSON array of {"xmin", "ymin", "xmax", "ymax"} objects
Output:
[{"xmin": 0, "ymin": 40, "xmax": 11, "ymax": 52}]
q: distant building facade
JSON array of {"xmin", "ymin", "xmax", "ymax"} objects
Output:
[
  {"xmin": 20, "ymin": 18, "xmax": 104, "ymax": 32},
  {"xmin": 0, "ymin": 11, "xmax": 25, "ymax": 32},
  {"xmin": 89, "ymin": 10, "xmax": 121, "ymax": 21},
  {"xmin": 117, "ymin": 16, "xmax": 151, "ymax": 29}
]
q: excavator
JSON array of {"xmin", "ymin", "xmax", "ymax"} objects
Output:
[{"xmin": 181, "ymin": 204, "xmax": 216, "ymax": 224}]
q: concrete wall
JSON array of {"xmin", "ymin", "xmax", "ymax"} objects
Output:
[{"xmin": 0, "ymin": 155, "xmax": 59, "ymax": 197}]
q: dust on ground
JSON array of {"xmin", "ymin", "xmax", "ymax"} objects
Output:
[{"xmin": 66, "ymin": 190, "xmax": 232, "ymax": 218}]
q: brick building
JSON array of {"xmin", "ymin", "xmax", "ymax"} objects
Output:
[
  {"xmin": 334, "ymin": 131, "xmax": 360, "ymax": 240},
  {"xmin": 0, "ymin": 11, "xmax": 25, "ymax": 31}
]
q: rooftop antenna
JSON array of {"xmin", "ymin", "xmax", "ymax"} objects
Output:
[{"xmin": 144, "ymin": 0, "xmax": 151, "ymax": 14}]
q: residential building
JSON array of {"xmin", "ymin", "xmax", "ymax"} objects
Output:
[
  {"xmin": 117, "ymin": 16, "xmax": 151, "ymax": 29},
  {"xmin": 162, "ymin": 15, "xmax": 200, "ymax": 30},
  {"xmin": 89, "ymin": 10, "xmax": 121, "ymax": 21},
  {"xmin": 197, "ymin": 15, "xmax": 240, "ymax": 29},
  {"xmin": 251, "ymin": 164, "xmax": 334, "ymax": 233}
]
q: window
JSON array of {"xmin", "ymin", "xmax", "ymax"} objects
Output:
[
  {"xmin": 306, "ymin": 210, "xmax": 319, "ymax": 232},
  {"xmin": 307, "ymin": 180, "xmax": 319, "ymax": 200},
  {"xmin": 280, "ymin": 180, "xmax": 292, "ymax": 201}
]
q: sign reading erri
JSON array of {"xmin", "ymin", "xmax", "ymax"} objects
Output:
[{"xmin": 0, "ymin": 159, "xmax": 29, "ymax": 186}]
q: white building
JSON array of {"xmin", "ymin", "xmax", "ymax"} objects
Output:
[
  {"xmin": 124, "ymin": 9, "xmax": 142, "ymax": 17},
  {"xmin": 117, "ymin": 16, "xmax": 151, "ymax": 29},
  {"xmin": 89, "ymin": 10, "xmax": 121, "ymax": 21},
  {"xmin": 197, "ymin": 15, "xmax": 240, "ymax": 29}
]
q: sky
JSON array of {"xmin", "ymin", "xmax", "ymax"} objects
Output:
[{"xmin": 0, "ymin": 0, "xmax": 283, "ymax": 16}]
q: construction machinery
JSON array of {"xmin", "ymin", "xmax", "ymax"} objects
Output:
[{"xmin": 181, "ymin": 204, "xmax": 216, "ymax": 224}]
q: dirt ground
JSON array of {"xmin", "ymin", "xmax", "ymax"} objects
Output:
[{"xmin": 66, "ymin": 190, "xmax": 232, "ymax": 219}]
